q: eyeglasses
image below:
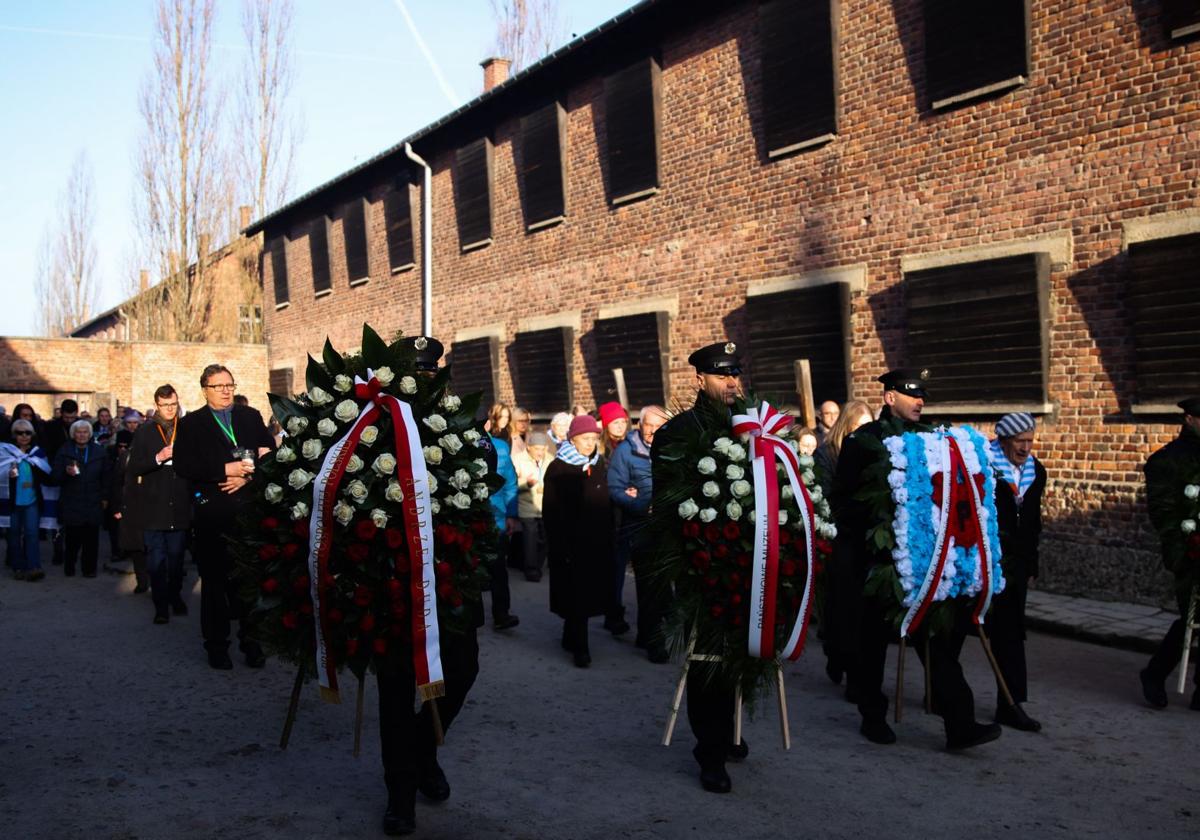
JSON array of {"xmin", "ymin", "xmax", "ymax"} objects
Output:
[
  {"xmin": 156, "ymin": 402, "xmax": 180, "ymax": 409},
  {"xmin": 204, "ymin": 384, "xmax": 237, "ymax": 392},
  {"xmin": 13, "ymin": 431, "xmax": 31, "ymax": 436}
]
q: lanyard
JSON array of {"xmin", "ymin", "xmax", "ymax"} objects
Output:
[
  {"xmin": 75, "ymin": 446, "xmax": 89, "ymax": 466},
  {"xmin": 211, "ymin": 411, "xmax": 238, "ymax": 446},
  {"xmin": 157, "ymin": 419, "xmax": 177, "ymax": 447}
]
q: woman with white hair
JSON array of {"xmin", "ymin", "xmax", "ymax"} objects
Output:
[
  {"xmin": 1, "ymin": 419, "xmax": 53, "ymax": 580},
  {"xmin": 49, "ymin": 419, "xmax": 111, "ymax": 577}
]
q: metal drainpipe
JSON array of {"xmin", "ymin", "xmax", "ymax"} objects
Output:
[{"xmin": 404, "ymin": 142, "xmax": 433, "ymax": 337}]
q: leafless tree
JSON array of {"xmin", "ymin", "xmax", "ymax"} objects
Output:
[
  {"xmin": 237, "ymin": 0, "xmax": 300, "ymax": 220},
  {"xmin": 489, "ymin": 0, "xmax": 567, "ymax": 73},
  {"xmin": 35, "ymin": 153, "xmax": 100, "ymax": 336},
  {"xmin": 134, "ymin": 0, "xmax": 230, "ymax": 342}
]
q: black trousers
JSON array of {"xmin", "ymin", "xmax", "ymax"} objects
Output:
[
  {"xmin": 192, "ymin": 504, "xmax": 251, "ymax": 654},
  {"xmin": 64, "ymin": 524, "xmax": 100, "ymax": 576},
  {"xmin": 630, "ymin": 539, "xmax": 671, "ymax": 650},
  {"xmin": 687, "ymin": 665, "xmax": 736, "ymax": 767},
  {"xmin": 562, "ymin": 614, "xmax": 590, "ymax": 656},
  {"xmin": 1146, "ymin": 588, "xmax": 1200, "ymax": 690},
  {"xmin": 988, "ymin": 577, "xmax": 1029, "ymax": 704},
  {"xmin": 377, "ymin": 627, "xmax": 479, "ymax": 810},
  {"xmin": 488, "ymin": 533, "xmax": 512, "ymax": 621}
]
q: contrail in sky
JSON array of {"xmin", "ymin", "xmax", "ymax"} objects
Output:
[{"xmin": 389, "ymin": 0, "xmax": 461, "ymax": 107}]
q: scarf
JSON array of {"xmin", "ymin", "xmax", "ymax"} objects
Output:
[
  {"xmin": 0, "ymin": 443, "xmax": 59, "ymax": 528},
  {"xmin": 556, "ymin": 440, "xmax": 600, "ymax": 472},
  {"xmin": 989, "ymin": 439, "xmax": 1037, "ymax": 504}
]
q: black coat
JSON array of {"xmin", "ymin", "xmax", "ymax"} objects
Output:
[
  {"xmin": 1145, "ymin": 426, "xmax": 1200, "ymax": 575},
  {"xmin": 109, "ymin": 447, "xmax": 145, "ymax": 553},
  {"xmin": 993, "ymin": 457, "xmax": 1046, "ymax": 580},
  {"xmin": 173, "ymin": 404, "xmax": 274, "ymax": 521},
  {"xmin": 41, "ymin": 419, "xmax": 72, "ymax": 459},
  {"xmin": 49, "ymin": 442, "xmax": 111, "ymax": 527},
  {"xmin": 128, "ymin": 419, "xmax": 192, "ymax": 532},
  {"xmin": 543, "ymin": 457, "xmax": 614, "ymax": 619}
]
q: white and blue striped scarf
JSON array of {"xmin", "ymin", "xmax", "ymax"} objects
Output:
[
  {"xmin": 0, "ymin": 443, "xmax": 59, "ymax": 528},
  {"xmin": 989, "ymin": 439, "xmax": 1037, "ymax": 505},
  {"xmin": 555, "ymin": 440, "xmax": 600, "ymax": 471}
]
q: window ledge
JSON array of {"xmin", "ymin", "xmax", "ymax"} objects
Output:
[
  {"xmin": 921, "ymin": 401, "xmax": 1052, "ymax": 416},
  {"xmin": 611, "ymin": 186, "xmax": 658, "ymax": 207},
  {"xmin": 391, "ymin": 262, "xmax": 416, "ymax": 275},
  {"xmin": 932, "ymin": 75, "xmax": 1026, "ymax": 111},
  {"xmin": 349, "ymin": 277, "xmax": 370, "ymax": 287},
  {"xmin": 274, "ymin": 301, "xmax": 290, "ymax": 311},
  {"xmin": 1173, "ymin": 22, "xmax": 1200, "ymax": 39},
  {"xmin": 768, "ymin": 133, "xmax": 836, "ymax": 159},
  {"xmin": 527, "ymin": 215, "xmax": 565, "ymax": 232},
  {"xmin": 1131, "ymin": 403, "xmax": 1188, "ymax": 416},
  {"xmin": 461, "ymin": 237, "xmax": 493, "ymax": 253},
  {"xmin": 314, "ymin": 288, "xmax": 333, "ymax": 299}
]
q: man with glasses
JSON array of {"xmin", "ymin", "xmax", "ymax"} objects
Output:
[{"xmin": 174, "ymin": 365, "xmax": 274, "ymax": 670}]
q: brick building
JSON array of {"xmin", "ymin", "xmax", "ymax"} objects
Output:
[{"xmin": 246, "ymin": 0, "xmax": 1200, "ymax": 603}]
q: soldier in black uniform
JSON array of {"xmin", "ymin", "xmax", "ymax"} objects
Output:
[
  {"xmin": 1139, "ymin": 396, "xmax": 1200, "ymax": 711},
  {"xmin": 376, "ymin": 336, "xmax": 486, "ymax": 837},
  {"xmin": 650, "ymin": 341, "xmax": 749, "ymax": 794},
  {"xmin": 831, "ymin": 369, "xmax": 1001, "ymax": 751}
]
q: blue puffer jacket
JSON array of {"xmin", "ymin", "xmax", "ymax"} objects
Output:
[
  {"xmin": 607, "ymin": 430, "xmax": 652, "ymax": 519},
  {"xmin": 489, "ymin": 436, "xmax": 518, "ymax": 532}
]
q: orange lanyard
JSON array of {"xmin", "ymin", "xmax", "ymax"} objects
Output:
[{"xmin": 156, "ymin": 420, "xmax": 176, "ymax": 447}]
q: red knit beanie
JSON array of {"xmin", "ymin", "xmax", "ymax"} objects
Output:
[{"xmin": 598, "ymin": 401, "xmax": 628, "ymax": 429}]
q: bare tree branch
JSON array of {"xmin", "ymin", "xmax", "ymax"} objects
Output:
[
  {"xmin": 489, "ymin": 0, "xmax": 567, "ymax": 73},
  {"xmin": 35, "ymin": 153, "xmax": 100, "ymax": 336}
]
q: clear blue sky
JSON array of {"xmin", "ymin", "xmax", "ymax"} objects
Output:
[{"xmin": 0, "ymin": 0, "xmax": 634, "ymax": 337}]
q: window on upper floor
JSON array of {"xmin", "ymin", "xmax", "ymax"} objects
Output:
[
  {"xmin": 520, "ymin": 101, "xmax": 568, "ymax": 229},
  {"xmin": 237, "ymin": 303, "xmax": 263, "ymax": 344},
  {"xmin": 604, "ymin": 56, "xmax": 661, "ymax": 204},
  {"xmin": 1164, "ymin": 0, "xmax": 1200, "ymax": 40},
  {"xmin": 1127, "ymin": 232, "xmax": 1200, "ymax": 407},
  {"xmin": 760, "ymin": 0, "xmax": 839, "ymax": 157},
  {"xmin": 746, "ymin": 281, "xmax": 850, "ymax": 405},
  {"xmin": 923, "ymin": 0, "xmax": 1029, "ymax": 111},
  {"xmin": 343, "ymin": 197, "xmax": 370, "ymax": 284},
  {"xmin": 454, "ymin": 137, "xmax": 494, "ymax": 251},
  {"xmin": 268, "ymin": 235, "xmax": 289, "ymax": 307},
  {"xmin": 384, "ymin": 181, "xmax": 415, "ymax": 272},
  {"xmin": 310, "ymin": 215, "xmax": 332, "ymax": 295}
]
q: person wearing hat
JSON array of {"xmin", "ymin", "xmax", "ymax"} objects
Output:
[
  {"xmin": 402, "ymin": 335, "xmax": 445, "ymax": 373},
  {"xmin": 988, "ymin": 412, "xmax": 1046, "ymax": 732},
  {"xmin": 650, "ymin": 341, "xmax": 748, "ymax": 793},
  {"xmin": 1140, "ymin": 396, "xmax": 1200, "ymax": 710},
  {"xmin": 597, "ymin": 401, "xmax": 633, "ymax": 635},
  {"xmin": 513, "ymin": 430, "xmax": 553, "ymax": 581},
  {"xmin": 543, "ymin": 414, "xmax": 615, "ymax": 667},
  {"xmin": 831, "ymin": 368, "xmax": 1001, "ymax": 751}
]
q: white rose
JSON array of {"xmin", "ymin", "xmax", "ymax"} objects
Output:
[
  {"xmin": 345, "ymin": 454, "xmax": 364, "ymax": 474},
  {"xmin": 448, "ymin": 491, "xmax": 472, "ymax": 510},
  {"xmin": 301, "ymin": 439, "xmax": 323, "ymax": 460},
  {"xmin": 726, "ymin": 444, "xmax": 747, "ymax": 462},
  {"xmin": 1185, "ymin": 485, "xmax": 1200, "ymax": 500},
  {"xmin": 290, "ymin": 501, "xmax": 310, "ymax": 520},
  {"xmin": 778, "ymin": 510, "xmax": 789, "ymax": 526},
  {"xmin": 1183, "ymin": 519, "xmax": 1198, "ymax": 535},
  {"xmin": 359, "ymin": 425, "xmax": 379, "ymax": 446},
  {"xmin": 725, "ymin": 464, "xmax": 744, "ymax": 481},
  {"xmin": 427, "ymin": 474, "xmax": 439, "ymax": 494},
  {"xmin": 399, "ymin": 376, "xmax": 417, "ymax": 394},
  {"xmin": 797, "ymin": 454, "xmax": 815, "ymax": 469},
  {"xmin": 423, "ymin": 414, "xmax": 448, "ymax": 433},
  {"xmin": 699, "ymin": 507, "xmax": 717, "ymax": 523},
  {"xmin": 286, "ymin": 416, "xmax": 309, "ymax": 436},
  {"xmin": 730, "ymin": 479, "xmax": 752, "ymax": 498},
  {"xmin": 370, "ymin": 508, "xmax": 389, "ymax": 528},
  {"xmin": 264, "ymin": 483, "xmax": 283, "ymax": 503},
  {"xmin": 308, "ymin": 386, "xmax": 332, "ymax": 406},
  {"xmin": 781, "ymin": 485, "xmax": 794, "ymax": 501},
  {"xmin": 372, "ymin": 453, "xmax": 397, "ymax": 476},
  {"xmin": 317, "ymin": 418, "xmax": 338, "ymax": 437},
  {"xmin": 375, "ymin": 366, "xmax": 395, "ymax": 386},
  {"xmin": 430, "ymin": 499, "xmax": 441, "ymax": 514},
  {"xmin": 702, "ymin": 481, "xmax": 721, "ymax": 499},
  {"xmin": 440, "ymin": 394, "xmax": 462, "ymax": 412},
  {"xmin": 809, "ymin": 485, "xmax": 824, "ymax": 503},
  {"xmin": 287, "ymin": 469, "xmax": 314, "ymax": 490},
  {"xmin": 726, "ymin": 501, "xmax": 743, "ymax": 520},
  {"xmin": 334, "ymin": 399, "xmax": 359, "ymax": 423},
  {"xmin": 802, "ymin": 470, "xmax": 815, "ymax": 485},
  {"xmin": 423, "ymin": 446, "xmax": 443, "ymax": 465},
  {"xmin": 712, "ymin": 437, "xmax": 732, "ymax": 454},
  {"xmin": 697, "ymin": 457, "xmax": 717, "ymax": 475},
  {"xmin": 345, "ymin": 479, "xmax": 368, "ymax": 502},
  {"xmin": 276, "ymin": 445, "xmax": 296, "ymax": 463},
  {"xmin": 333, "ymin": 374, "xmax": 353, "ymax": 393},
  {"xmin": 463, "ymin": 429, "xmax": 481, "ymax": 444},
  {"xmin": 439, "ymin": 433, "xmax": 463, "ymax": 454},
  {"xmin": 450, "ymin": 469, "xmax": 472, "ymax": 490},
  {"xmin": 678, "ymin": 498, "xmax": 700, "ymax": 520},
  {"xmin": 471, "ymin": 458, "xmax": 489, "ymax": 477},
  {"xmin": 385, "ymin": 481, "xmax": 404, "ymax": 503},
  {"xmin": 472, "ymin": 483, "xmax": 490, "ymax": 500},
  {"xmin": 333, "ymin": 501, "xmax": 354, "ymax": 525}
]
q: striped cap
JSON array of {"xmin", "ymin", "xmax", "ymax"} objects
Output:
[{"xmin": 994, "ymin": 412, "xmax": 1036, "ymax": 439}]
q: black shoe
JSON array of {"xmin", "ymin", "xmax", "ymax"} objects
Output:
[
  {"xmin": 524, "ymin": 573, "xmax": 542, "ymax": 582},
  {"xmin": 133, "ymin": 583, "xmax": 149, "ymax": 594},
  {"xmin": 243, "ymin": 645, "xmax": 267, "ymax": 668},
  {"xmin": 726, "ymin": 739, "xmax": 749, "ymax": 762},
  {"xmin": 1140, "ymin": 668, "xmax": 1168, "ymax": 709},
  {"xmin": 860, "ymin": 717, "xmax": 897, "ymax": 745},
  {"xmin": 208, "ymin": 650, "xmax": 234, "ymax": 670},
  {"xmin": 699, "ymin": 763, "xmax": 732, "ymax": 794},
  {"xmin": 382, "ymin": 803, "xmax": 415, "ymax": 836},
  {"xmin": 647, "ymin": 646, "xmax": 670, "ymax": 664},
  {"xmin": 995, "ymin": 703, "xmax": 1042, "ymax": 732},
  {"xmin": 946, "ymin": 721, "xmax": 1002, "ymax": 751},
  {"xmin": 604, "ymin": 616, "xmax": 631, "ymax": 635},
  {"xmin": 418, "ymin": 761, "xmax": 451, "ymax": 802},
  {"xmin": 825, "ymin": 661, "xmax": 844, "ymax": 686},
  {"xmin": 153, "ymin": 612, "xmax": 169, "ymax": 625},
  {"xmin": 493, "ymin": 614, "xmax": 520, "ymax": 631},
  {"xmin": 64, "ymin": 568, "xmax": 76, "ymax": 577},
  {"xmin": 171, "ymin": 599, "xmax": 188, "ymax": 616},
  {"xmin": 573, "ymin": 651, "xmax": 591, "ymax": 668}
]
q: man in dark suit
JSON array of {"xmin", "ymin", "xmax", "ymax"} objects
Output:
[{"xmin": 173, "ymin": 364, "xmax": 274, "ymax": 670}]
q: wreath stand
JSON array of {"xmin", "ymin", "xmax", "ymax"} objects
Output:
[
  {"xmin": 661, "ymin": 634, "xmax": 792, "ymax": 750},
  {"xmin": 893, "ymin": 627, "xmax": 1015, "ymax": 723},
  {"xmin": 1177, "ymin": 585, "xmax": 1199, "ymax": 695}
]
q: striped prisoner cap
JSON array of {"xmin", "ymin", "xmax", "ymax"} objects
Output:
[{"xmin": 994, "ymin": 412, "xmax": 1035, "ymax": 439}]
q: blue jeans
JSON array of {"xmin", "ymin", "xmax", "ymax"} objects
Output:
[
  {"xmin": 7, "ymin": 503, "xmax": 41, "ymax": 572},
  {"xmin": 144, "ymin": 529, "xmax": 187, "ymax": 611}
]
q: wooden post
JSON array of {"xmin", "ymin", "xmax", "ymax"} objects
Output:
[
  {"xmin": 612, "ymin": 367, "xmax": 629, "ymax": 410},
  {"xmin": 894, "ymin": 637, "xmax": 906, "ymax": 724},
  {"xmin": 663, "ymin": 634, "xmax": 696, "ymax": 746},
  {"xmin": 429, "ymin": 700, "xmax": 446, "ymax": 746},
  {"xmin": 776, "ymin": 666, "xmax": 791, "ymax": 751},
  {"xmin": 279, "ymin": 664, "xmax": 306, "ymax": 750},
  {"xmin": 733, "ymin": 685, "xmax": 744, "ymax": 748},
  {"xmin": 793, "ymin": 359, "xmax": 816, "ymax": 430},
  {"xmin": 977, "ymin": 625, "xmax": 1016, "ymax": 708},
  {"xmin": 1177, "ymin": 585, "xmax": 1198, "ymax": 694}
]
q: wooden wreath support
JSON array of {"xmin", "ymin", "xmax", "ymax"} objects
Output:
[{"xmin": 280, "ymin": 664, "xmax": 306, "ymax": 750}]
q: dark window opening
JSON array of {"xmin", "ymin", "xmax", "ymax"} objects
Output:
[
  {"xmin": 449, "ymin": 336, "xmax": 500, "ymax": 419},
  {"xmin": 592, "ymin": 312, "xmax": 670, "ymax": 408},
  {"xmin": 747, "ymin": 283, "xmax": 848, "ymax": 405},
  {"xmin": 454, "ymin": 138, "xmax": 494, "ymax": 250},
  {"xmin": 520, "ymin": 102, "xmax": 567, "ymax": 228},
  {"xmin": 923, "ymin": 0, "xmax": 1028, "ymax": 110},
  {"xmin": 760, "ymin": 0, "xmax": 838, "ymax": 156},
  {"xmin": 310, "ymin": 215, "xmax": 332, "ymax": 294},
  {"xmin": 343, "ymin": 197, "xmax": 370, "ymax": 283},
  {"xmin": 1128, "ymin": 233, "xmax": 1200, "ymax": 405},
  {"xmin": 511, "ymin": 327, "xmax": 574, "ymax": 416},
  {"xmin": 384, "ymin": 183, "xmax": 415, "ymax": 271},
  {"xmin": 604, "ymin": 57, "xmax": 661, "ymax": 202},
  {"xmin": 268, "ymin": 235, "xmax": 289, "ymax": 305}
]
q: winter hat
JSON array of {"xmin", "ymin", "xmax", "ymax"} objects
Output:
[
  {"xmin": 598, "ymin": 401, "xmax": 628, "ymax": 429},
  {"xmin": 567, "ymin": 415, "xmax": 601, "ymax": 439},
  {"xmin": 123, "ymin": 408, "xmax": 144, "ymax": 423},
  {"xmin": 994, "ymin": 412, "xmax": 1036, "ymax": 439},
  {"xmin": 528, "ymin": 431, "xmax": 550, "ymax": 447}
]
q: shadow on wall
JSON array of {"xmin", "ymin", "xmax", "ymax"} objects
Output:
[{"xmin": 1065, "ymin": 249, "xmax": 1139, "ymax": 420}]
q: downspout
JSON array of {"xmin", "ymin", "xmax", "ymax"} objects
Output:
[
  {"xmin": 116, "ymin": 307, "xmax": 129, "ymax": 341},
  {"xmin": 403, "ymin": 142, "xmax": 433, "ymax": 338}
]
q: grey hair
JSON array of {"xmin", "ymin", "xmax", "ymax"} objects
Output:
[
  {"xmin": 639, "ymin": 405, "xmax": 668, "ymax": 422},
  {"xmin": 10, "ymin": 419, "xmax": 34, "ymax": 435},
  {"xmin": 69, "ymin": 419, "xmax": 94, "ymax": 439}
]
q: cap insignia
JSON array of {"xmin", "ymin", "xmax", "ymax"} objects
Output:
[{"xmin": 724, "ymin": 342, "xmax": 737, "ymax": 355}]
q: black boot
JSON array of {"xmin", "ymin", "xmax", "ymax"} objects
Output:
[
  {"xmin": 382, "ymin": 800, "xmax": 415, "ymax": 836},
  {"xmin": 860, "ymin": 717, "xmax": 896, "ymax": 745},
  {"xmin": 698, "ymin": 762, "xmax": 731, "ymax": 794},
  {"xmin": 1140, "ymin": 668, "xmax": 1168, "ymax": 709},
  {"xmin": 418, "ymin": 758, "xmax": 451, "ymax": 802},
  {"xmin": 946, "ymin": 721, "xmax": 1002, "ymax": 751},
  {"xmin": 995, "ymin": 703, "xmax": 1042, "ymax": 732}
]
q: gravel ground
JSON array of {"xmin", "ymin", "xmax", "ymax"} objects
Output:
[{"xmin": 2, "ymin": 547, "xmax": 1198, "ymax": 840}]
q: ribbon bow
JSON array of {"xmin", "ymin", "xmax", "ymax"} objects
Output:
[
  {"xmin": 730, "ymin": 401, "xmax": 818, "ymax": 661},
  {"xmin": 353, "ymin": 369, "xmax": 385, "ymax": 403}
]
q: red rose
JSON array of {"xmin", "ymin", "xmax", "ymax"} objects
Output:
[
  {"xmin": 346, "ymin": 543, "xmax": 370, "ymax": 565},
  {"xmin": 435, "ymin": 561, "xmax": 453, "ymax": 579},
  {"xmin": 345, "ymin": 638, "xmax": 359, "ymax": 656},
  {"xmin": 731, "ymin": 613, "xmax": 744, "ymax": 627},
  {"xmin": 781, "ymin": 560, "xmax": 798, "ymax": 577},
  {"xmin": 299, "ymin": 602, "xmax": 313, "ymax": 616},
  {"xmin": 261, "ymin": 577, "xmax": 280, "ymax": 594},
  {"xmin": 813, "ymin": 558, "xmax": 825, "ymax": 575},
  {"xmin": 710, "ymin": 604, "xmax": 724, "ymax": 618},
  {"xmin": 281, "ymin": 611, "xmax": 298, "ymax": 629},
  {"xmin": 355, "ymin": 520, "xmax": 378, "ymax": 542},
  {"xmin": 704, "ymin": 575, "xmax": 719, "ymax": 589},
  {"xmin": 779, "ymin": 528, "xmax": 792, "ymax": 546},
  {"xmin": 470, "ymin": 556, "xmax": 481, "ymax": 568},
  {"xmin": 385, "ymin": 528, "xmax": 406, "ymax": 549},
  {"xmin": 691, "ymin": 550, "xmax": 711, "ymax": 571},
  {"xmin": 373, "ymin": 638, "xmax": 388, "ymax": 655},
  {"xmin": 435, "ymin": 524, "xmax": 457, "ymax": 546},
  {"xmin": 387, "ymin": 578, "xmax": 404, "ymax": 597},
  {"xmin": 436, "ymin": 581, "xmax": 457, "ymax": 600},
  {"xmin": 360, "ymin": 613, "xmax": 376, "ymax": 632},
  {"xmin": 722, "ymin": 522, "xmax": 740, "ymax": 540},
  {"xmin": 735, "ymin": 553, "xmax": 751, "ymax": 568},
  {"xmin": 293, "ymin": 521, "xmax": 308, "ymax": 538},
  {"xmin": 1188, "ymin": 533, "xmax": 1200, "ymax": 548},
  {"xmin": 459, "ymin": 531, "xmax": 475, "ymax": 552},
  {"xmin": 261, "ymin": 517, "xmax": 280, "ymax": 531},
  {"xmin": 394, "ymin": 553, "xmax": 411, "ymax": 574},
  {"xmin": 292, "ymin": 575, "xmax": 310, "ymax": 594},
  {"xmin": 392, "ymin": 601, "xmax": 409, "ymax": 619},
  {"xmin": 713, "ymin": 543, "xmax": 729, "ymax": 559},
  {"xmin": 470, "ymin": 519, "xmax": 489, "ymax": 535},
  {"xmin": 816, "ymin": 538, "xmax": 834, "ymax": 556},
  {"xmin": 704, "ymin": 524, "xmax": 721, "ymax": 543},
  {"xmin": 258, "ymin": 544, "xmax": 280, "ymax": 562},
  {"xmin": 353, "ymin": 585, "xmax": 372, "ymax": 607},
  {"xmin": 281, "ymin": 542, "xmax": 303, "ymax": 560},
  {"xmin": 320, "ymin": 573, "xmax": 336, "ymax": 589},
  {"xmin": 389, "ymin": 623, "xmax": 405, "ymax": 637},
  {"xmin": 728, "ymin": 571, "xmax": 741, "ymax": 588},
  {"xmin": 326, "ymin": 607, "xmax": 344, "ymax": 624},
  {"xmin": 682, "ymin": 521, "xmax": 701, "ymax": 539},
  {"xmin": 730, "ymin": 593, "xmax": 742, "ymax": 606}
]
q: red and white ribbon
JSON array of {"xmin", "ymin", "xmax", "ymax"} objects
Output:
[
  {"xmin": 306, "ymin": 370, "xmax": 442, "ymax": 703},
  {"xmin": 731, "ymin": 401, "xmax": 818, "ymax": 662}
]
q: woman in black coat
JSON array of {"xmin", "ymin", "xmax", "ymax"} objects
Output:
[
  {"xmin": 543, "ymin": 415, "xmax": 614, "ymax": 667},
  {"xmin": 49, "ymin": 420, "xmax": 111, "ymax": 577}
]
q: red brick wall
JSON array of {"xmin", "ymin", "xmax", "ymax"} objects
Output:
[{"xmin": 261, "ymin": 0, "xmax": 1200, "ymax": 602}]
